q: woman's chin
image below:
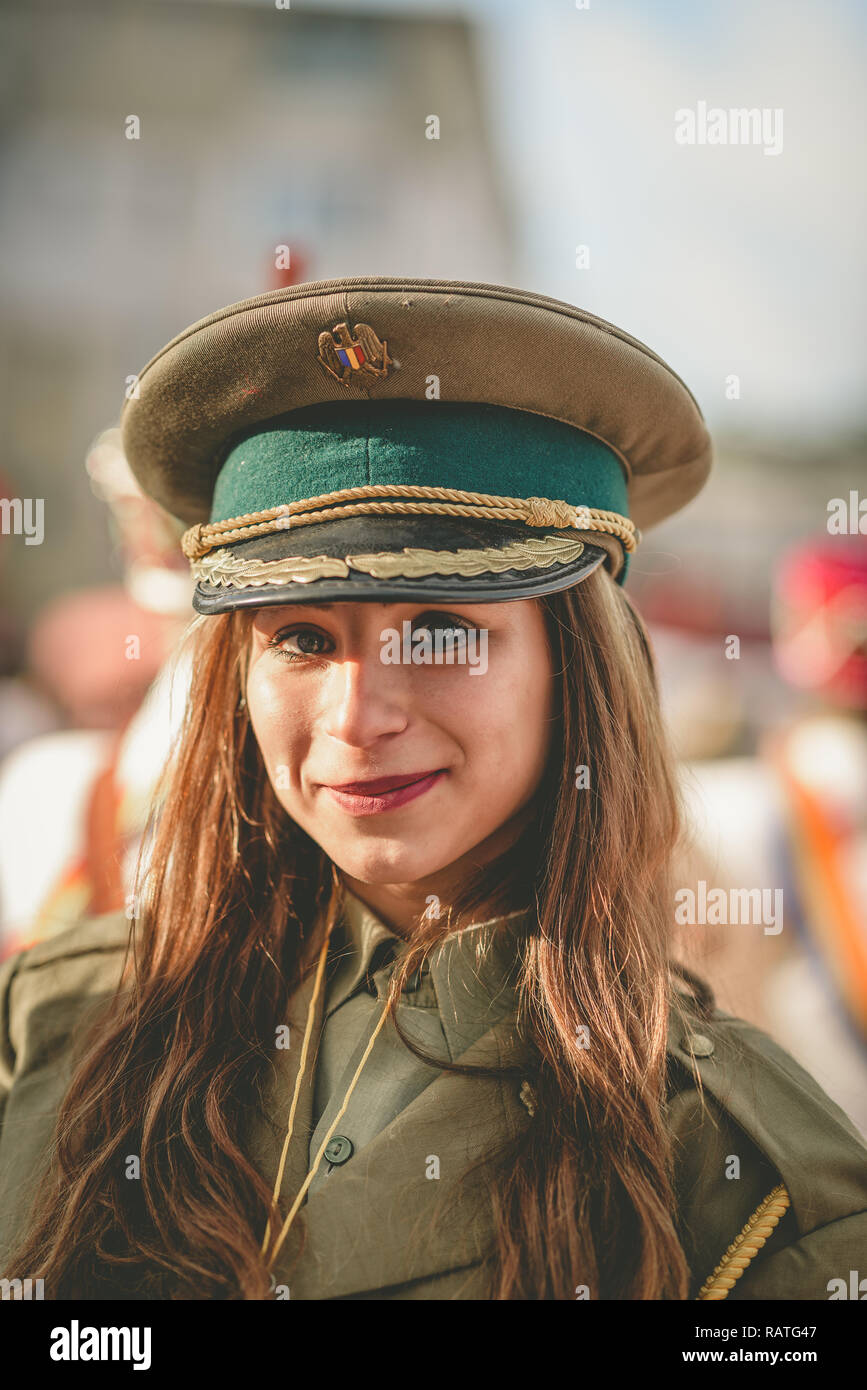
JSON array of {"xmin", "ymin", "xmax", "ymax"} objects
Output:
[{"xmin": 327, "ymin": 841, "xmax": 459, "ymax": 888}]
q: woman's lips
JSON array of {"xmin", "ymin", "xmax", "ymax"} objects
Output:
[{"xmin": 322, "ymin": 769, "xmax": 447, "ymax": 815}]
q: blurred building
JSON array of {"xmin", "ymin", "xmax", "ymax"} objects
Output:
[{"xmin": 0, "ymin": 0, "xmax": 513, "ymax": 623}]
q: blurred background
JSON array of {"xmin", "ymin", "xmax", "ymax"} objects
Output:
[{"xmin": 1, "ymin": 0, "xmax": 865, "ymax": 1130}]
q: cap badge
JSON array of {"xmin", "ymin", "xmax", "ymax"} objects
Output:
[{"xmin": 317, "ymin": 321, "xmax": 393, "ymax": 384}]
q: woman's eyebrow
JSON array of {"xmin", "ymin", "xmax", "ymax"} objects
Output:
[
  {"xmin": 260, "ymin": 601, "xmax": 486, "ymax": 623},
  {"xmin": 294, "ymin": 602, "xmax": 413, "ymax": 612},
  {"xmin": 259, "ymin": 603, "xmax": 336, "ymax": 615},
  {"xmin": 259, "ymin": 602, "xmax": 399, "ymax": 618}
]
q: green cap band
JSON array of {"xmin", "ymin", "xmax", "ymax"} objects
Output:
[{"xmin": 211, "ymin": 400, "xmax": 628, "ymax": 527}]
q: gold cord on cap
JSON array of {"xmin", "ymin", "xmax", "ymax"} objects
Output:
[{"xmin": 182, "ymin": 484, "xmax": 638, "ymax": 561}]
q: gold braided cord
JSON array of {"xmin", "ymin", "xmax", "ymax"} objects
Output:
[
  {"xmin": 262, "ymin": 889, "xmax": 395, "ymax": 1281},
  {"xmin": 192, "ymin": 535, "xmax": 588, "ymax": 589},
  {"xmin": 181, "ymin": 484, "xmax": 638, "ymax": 561},
  {"xmin": 696, "ymin": 1184, "xmax": 791, "ymax": 1301},
  {"xmin": 266, "ymin": 998, "xmax": 393, "ymax": 1274},
  {"xmin": 260, "ymin": 919, "xmax": 335, "ymax": 1259}
]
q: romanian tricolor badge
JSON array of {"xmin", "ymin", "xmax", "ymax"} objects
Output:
[{"xmin": 317, "ymin": 321, "xmax": 393, "ymax": 384}]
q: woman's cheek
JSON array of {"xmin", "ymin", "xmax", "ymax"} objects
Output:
[{"xmin": 247, "ymin": 666, "xmax": 303, "ymax": 776}]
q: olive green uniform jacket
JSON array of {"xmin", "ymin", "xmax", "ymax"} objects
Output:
[{"xmin": 1, "ymin": 893, "xmax": 866, "ymax": 1300}]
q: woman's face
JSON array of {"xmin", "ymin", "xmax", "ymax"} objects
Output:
[{"xmin": 245, "ymin": 599, "xmax": 554, "ymax": 893}]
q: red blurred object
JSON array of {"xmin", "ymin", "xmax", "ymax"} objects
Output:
[
  {"xmin": 268, "ymin": 245, "xmax": 310, "ymax": 291},
  {"xmin": 772, "ymin": 537, "xmax": 867, "ymax": 709}
]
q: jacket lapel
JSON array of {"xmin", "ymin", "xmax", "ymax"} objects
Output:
[
  {"xmin": 283, "ymin": 1018, "xmax": 533, "ymax": 1298},
  {"xmin": 264, "ymin": 903, "xmax": 534, "ymax": 1298}
]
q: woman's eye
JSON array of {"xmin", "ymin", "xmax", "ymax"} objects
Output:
[
  {"xmin": 413, "ymin": 612, "xmax": 476, "ymax": 644},
  {"xmin": 268, "ymin": 627, "xmax": 333, "ymax": 662},
  {"xmin": 265, "ymin": 613, "xmax": 476, "ymax": 663}
]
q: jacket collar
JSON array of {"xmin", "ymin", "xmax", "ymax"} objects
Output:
[{"xmin": 334, "ymin": 887, "xmax": 533, "ymax": 1063}]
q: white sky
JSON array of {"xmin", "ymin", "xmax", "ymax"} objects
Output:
[{"xmin": 293, "ymin": 0, "xmax": 867, "ymax": 440}]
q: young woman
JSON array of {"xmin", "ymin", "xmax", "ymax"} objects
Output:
[{"xmin": 1, "ymin": 279, "xmax": 865, "ymax": 1301}]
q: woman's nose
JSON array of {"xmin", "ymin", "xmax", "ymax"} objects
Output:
[{"xmin": 319, "ymin": 647, "xmax": 410, "ymax": 747}]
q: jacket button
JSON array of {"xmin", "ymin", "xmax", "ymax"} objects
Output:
[
  {"xmin": 687, "ymin": 1033, "xmax": 715, "ymax": 1058},
  {"xmin": 324, "ymin": 1135, "xmax": 354, "ymax": 1166}
]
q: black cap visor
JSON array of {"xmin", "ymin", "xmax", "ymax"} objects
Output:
[{"xmin": 191, "ymin": 514, "xmax": 610, "ymax": 613}]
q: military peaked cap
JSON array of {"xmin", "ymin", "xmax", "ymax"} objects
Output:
[{"xmin": 119, "ymin": 278, "xmax": 712, "ymax": 611}]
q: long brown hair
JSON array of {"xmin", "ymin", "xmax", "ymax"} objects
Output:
[{"xmin": 4, "ymin": 569, "xmax": 706, "ymax": 1299}]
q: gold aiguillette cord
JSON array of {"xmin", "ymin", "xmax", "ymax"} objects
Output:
[{"xmin": 261, "ymin": 916, "xmax": 392, "ymax": 1281}]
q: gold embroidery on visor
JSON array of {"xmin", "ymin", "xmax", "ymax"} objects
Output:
[
  {"xmin": 192, "ymin": 535, "xmax": 586, "ymax": 589},
  {"xmin": 194, "ymin": 551, "xmax": 350, "ymax": 588},
  {"xmin": 346, "ymin": 535, "xmax": 585, "ymax": 579}
]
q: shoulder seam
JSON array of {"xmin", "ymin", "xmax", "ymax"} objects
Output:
[
  {"xmin": 17, "ymin": 941, "xmax": 129, "ymax": 973},
  {"xmin": 784, "ymin": 1206, "xmax": 867, "ymax": 1240},
  {"xmin": 11, "ymin": 914, "xmax": 132, "ymax": 974}
]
